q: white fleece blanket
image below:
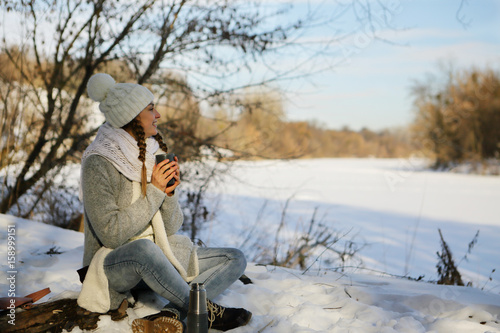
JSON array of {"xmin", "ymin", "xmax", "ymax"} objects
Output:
[{"xmin": 77, "ymin": 247, "xmax": 113, "ymax": 313}]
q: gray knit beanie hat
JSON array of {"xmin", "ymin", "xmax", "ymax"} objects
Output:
[{"xmin": 87, "ymin": 73, "xmax": 154, "ymax": 128}]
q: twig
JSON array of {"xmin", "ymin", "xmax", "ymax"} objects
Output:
[
  {"xmin": 480, "ymin": 268, "xmax": 496, "ymax": 291},
  {"xmin": 344, "ymin": 287, "xmax": 352, "ymax": 298},
  {"xmin": 258, "ymin": 319, "xmax": 276, "ymax": 333},
  {"xmin": 272, "ymin": 195, "xmax": 295, "ymax": 265},
  {"xmin": 302, "ymin": 227, "xmax": 354, "ymax": 274}
]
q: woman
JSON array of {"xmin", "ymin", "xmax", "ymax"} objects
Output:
[{"xmin": 77, "ymin": 73, "xmax": 252, "ymax": 332}]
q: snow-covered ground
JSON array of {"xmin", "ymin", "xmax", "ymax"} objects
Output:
[
  {"xmin": 201, "ymin": 158, "xmax": 500, "ymax": 289},
  {"xmin": 1, "ymin": 158, "xmax": 500, "ymax": 332}
]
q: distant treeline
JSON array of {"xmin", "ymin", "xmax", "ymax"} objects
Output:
[
  {"xmin": 164, "ymin": 88, "xmax": 415, "ymax": 160},
  {"xmin": 410, "ymin": 66, "xmax": 500, "ymax": 168},
  {"xmin": 207, "ymin": 118, "xmax": 414, "ymax": 160},
  {"xmin": 202, "ymin": 66, "xmax": 500, "ymax": 163}
]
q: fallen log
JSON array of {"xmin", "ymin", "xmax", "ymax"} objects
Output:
[
  {"xmin": 0, "ymin": 298, "xmax": 128, "ymax": 333},
  {"xmin": 0, "ymin": 274, "xmax": 252, "ymax": 332}
]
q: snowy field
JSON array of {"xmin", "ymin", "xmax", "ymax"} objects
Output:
[
  {"xmin": 1, "ymin": 158, "xmax": 500, "ymax": 332},
  {"xmin": 202, "ymin": 158, "xmax": 500, "ymax": 288}
]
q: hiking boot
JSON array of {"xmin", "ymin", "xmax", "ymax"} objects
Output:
[
  {"xmin": 207, "ymin": 300, "xmax": 252, "ymax": 331},
  {"xmin": 132, "ymin": 310, "xmax": 184, "ymax": 333}
]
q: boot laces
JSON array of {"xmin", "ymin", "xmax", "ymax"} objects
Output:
[{"xmin": 207, "ymin": 300, "xmax": 225, "ymax": 328}]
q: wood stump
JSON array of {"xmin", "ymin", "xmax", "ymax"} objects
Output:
[{"xmin": 0, "ymin": 298, "xmax": 128, "ymax": 333}]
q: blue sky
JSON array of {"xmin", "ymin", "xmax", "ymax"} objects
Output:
[
  {"xmin": 2, "ymin": 0, "xmax": 498, "ymax": 131},
  {"xmin": 272, "ymin": 0, "xmax": 500, "ymax": 131}
]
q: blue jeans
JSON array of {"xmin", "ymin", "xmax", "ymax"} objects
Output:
[{"xmin": 103, "ymin": 239, "xmax": 246, "ymax": 315}]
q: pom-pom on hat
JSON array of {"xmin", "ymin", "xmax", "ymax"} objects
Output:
[{"xmin": 87, "ymin": 73, "xmax": 154, "ymax": 128}]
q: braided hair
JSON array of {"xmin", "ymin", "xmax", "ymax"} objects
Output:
[
  {"xmin": 153, "ymin": 133, "xmax": 169, "ymax": 155},
  {"xmin": 123, "ymin": 118, "xmax": 169, "ymax": 196}
]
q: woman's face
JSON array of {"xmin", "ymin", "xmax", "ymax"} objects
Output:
[{"xmin": 138, "ymin": 103, "xmax": 161, "ymax": 137}]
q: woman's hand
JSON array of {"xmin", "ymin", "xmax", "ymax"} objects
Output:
[{"xmin": 151, "ymin": 156, "xmax": 180, "ymax": 196}]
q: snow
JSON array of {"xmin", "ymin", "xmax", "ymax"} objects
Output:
[{"xmin": 1, "ymin": 158, "xmax": 500, "ymax": 332}]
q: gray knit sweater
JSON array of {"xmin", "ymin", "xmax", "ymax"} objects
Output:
[{"xmin": 80, "ymin": 154, "xmax": 186, "ymax": 309}]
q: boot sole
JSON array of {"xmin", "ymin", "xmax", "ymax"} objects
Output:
[{"xmin": 132, "ymin": 317, "xmax": 184, "ymax": 333}]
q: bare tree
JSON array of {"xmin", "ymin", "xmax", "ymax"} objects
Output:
[
  {"xmin": 0, "ymin": 0, "xmax": 306, "ymax": 215},
  {"xmin": 0, "ymin": 0, "xmax": 403, "ymax": 218}
]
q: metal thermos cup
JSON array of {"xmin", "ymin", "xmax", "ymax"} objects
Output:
[{"xmin": 187, "ymin": 283, "xmax": 208, "ymax": 333}]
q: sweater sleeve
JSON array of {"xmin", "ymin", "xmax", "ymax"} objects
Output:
[
  {"xmin": 81, "ymin": 155, "xmax": 167, "ymax": 249},
  {"xmin": 160, "ymin": 191, "xmax": 184, "ymax": 236}
]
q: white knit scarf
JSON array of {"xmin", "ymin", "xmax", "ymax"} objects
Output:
[{"xmin": 82, "ymin": 122, "xmax": 160, "ymax": 183}]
